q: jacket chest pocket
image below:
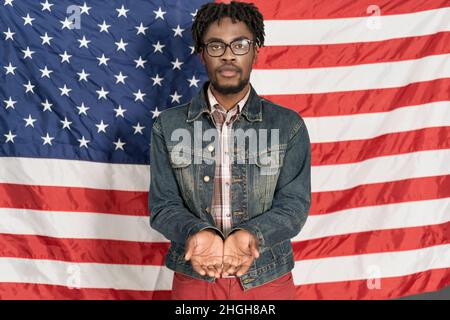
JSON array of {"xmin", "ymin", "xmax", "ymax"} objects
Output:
[
  {"xmin": 168, "ymin": 146, "xmax": 195, "ymax": 198},
  {"xmin": 251, "ymin": 145, "xmax": 286, "ymax": 212}
]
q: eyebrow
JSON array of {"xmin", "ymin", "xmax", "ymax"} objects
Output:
[{"xmin": 204, "ymin": 36, "xmax": 250, "ymax": 43}]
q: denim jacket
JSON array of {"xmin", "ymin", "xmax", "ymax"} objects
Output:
[{"xmin": 148, "ymin": 80, "xmax": 311, "ymax": 291}]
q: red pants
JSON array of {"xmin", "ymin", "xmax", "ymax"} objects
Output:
[{"xmin": 171, "ymin": 271, "xmax": 296, "ymax": 300}]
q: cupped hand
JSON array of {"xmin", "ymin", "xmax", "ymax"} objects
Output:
[
  {"xmin": 184, "ymin": 229, "xmax": 224, "ymax": 278},
  {"xmin": 222, "ymin": 229, "xmax": 260, "ymax": 277}
]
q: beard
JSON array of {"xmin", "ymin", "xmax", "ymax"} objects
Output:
[{"xmin": 210, "ymin": 74, "xmax": 249, "ymax": 95}]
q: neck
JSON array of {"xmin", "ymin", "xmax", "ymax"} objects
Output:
[{"xmin": 210, "ymin": 83, "xmax": 250, "ymax": 111}]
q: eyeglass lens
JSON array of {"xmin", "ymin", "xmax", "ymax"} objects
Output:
[{"xmin": 206, "ymin": 39, "xmax": 251, "ymax": 56}]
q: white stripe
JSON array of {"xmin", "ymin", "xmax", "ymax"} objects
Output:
[
  {"xmin": 0, "ymin": 244, "xmax": 448, "ymax": 290},
  {"xmin": 251, "ymin": 53, "xmax": 450, "ymax": 94},
  {"xmin": 265, "ymin": 7, "xmax": 450, "ymax": 45},
  {"xmin": 293, "ymin": 244, "xmax": 450, "ymax": 285},
  {"xmin": 0, "ymin": 257, "xmax": 171, "ymax": 291},
  {"xmin": 1, "ymin": 197, "xmax": 448, "ymax": 243},
  {"xmin": 312, "ymin": 149, "xmax": 450, "ymax": 192},
  {"xmin": 305, "ymin": 101, "xmax": 450, "ymax": 143},
  {"xmin": 3, "ymin": 112, "xmax": 449, "ymax": 194},
  {"xmin": 0, "ymin": 208, "xmax": 166, "ymax": 243},
  {"xmin": 0, "ymin": 157, "xmax": 150, "ymax": 191},
  {"xmin": 293, "ymin": 198, "xmax": 450, "ymax": 242}
]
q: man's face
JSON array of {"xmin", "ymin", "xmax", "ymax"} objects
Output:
[{"xmin": 199, "ymin": 17, "xmax": 258, "ymax": 95}]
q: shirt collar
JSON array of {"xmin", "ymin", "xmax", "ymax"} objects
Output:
[{"xmin": 207, "ymin": 83, "xmax": 251, "ymax": 114}]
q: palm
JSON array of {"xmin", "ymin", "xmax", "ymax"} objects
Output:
[
  {"xmin": 191, "ymin": 234, "xmax": 223, "ymax": 257},
  {"xmin": 185, "ymin": 230, "xmax": 224, "ymax": 278},
  {"xmin": 223, "ymin": 230, "xmax": 259, "ymax": 277},
  {"xmin": 224, "ymin": 239, "xmax": 252, "ymax": 259}
]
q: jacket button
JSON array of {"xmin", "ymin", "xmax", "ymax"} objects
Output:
[
  {"xmin": 243, "ymin": 278, "xmax": 255, "ymax": 284},
  {"xmin": 207, "ymin": 144, "xmax": 214, "ymax": 152},
  {"xmin": 203, "ymin": 175, "xmax": 210, "ymax": 182}
]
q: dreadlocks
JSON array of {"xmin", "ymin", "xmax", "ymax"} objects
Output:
[{"xmin": 191, "ymin": 1, "xmax": 265, "ymax": 54}]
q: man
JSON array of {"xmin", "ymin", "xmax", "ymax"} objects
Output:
[{"xmin": 149, "ymin": 1, "xmax": 311, "ymax": 300}]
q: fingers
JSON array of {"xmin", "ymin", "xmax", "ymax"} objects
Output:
[
  {"xmin": 205, "ymin": 265, "xmax": 218, "ymax": 278},
  {"xmin": 184, "ymin": 247, "xmax": 192, "ymax": 261},
  {"xmin": 223, "ymin": 253, "xmax": 256, "ymax": 277},
  {"xmin": 184, "ymin": 247, "xmax": 192, "ymax": 262},
  {"xmin": 191, "ymin": 261, "xmax": 207, "ymax": 276},
  {"xmin": 235, "ymin": 259, "xmax": 252, "ymax": 277},
  {"xmin": 222, "ymin": 255, "xmax": 241, "ymax": 276},
  {"xmin": 212, "ymin": 259, "xmax": 223, "ymax": 278},
  {"xmin": 247, "ymin": 233, "xmax": 260, "ymax": 259},
  {"xmin": 190, "ymin": 255, "xmax": 257, "ymax": 277},
  {"xmin": 250, "ymin": 243, "xmax": 260, "ymax": 259},
  {"xmin": 184, "ymin": 235, "xmax": 196, "ymax": 261},
  {"xmin": 191, "ymin": 255, "xmax": 223, "ymax": 278},
  {"xmin": 205, "ymin": 256, "xmax": 223, "ymax": 278}
]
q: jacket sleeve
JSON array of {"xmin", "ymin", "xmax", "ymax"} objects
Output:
[
  {"xmin": 230, "ymin": 115, "xmax": 311, "ymax": 248},
  {"xmin": 148, "ymin": 116, "xmax": 224, "ymax": 245}
]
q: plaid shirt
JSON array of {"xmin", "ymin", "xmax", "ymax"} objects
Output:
[{"xmin": 207, "ymin": 84, "xmax": 250, "ymax": 278}]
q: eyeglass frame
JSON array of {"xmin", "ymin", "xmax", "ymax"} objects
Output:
[{"xmin": 200, "ymin": 38, "xmax": 256, "ymax": 57}]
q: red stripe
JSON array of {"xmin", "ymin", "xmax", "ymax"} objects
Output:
[
  {"xmin": 0, "ymin": 282, "xmax": 170, "ymax": 300},
  {"xmin": 297, "ymin": 267, "xmax": 450, "ymax": 299},
  {"xmin": 215, "ymin": 0, "xmax": 450, "ymax": 20},
  {"xmin": 294, "ymin": 222, "xmax": 450, "ymax": 261},
  {"xmin": 311, "ymin": 175, "xmax": 450, "ymax": 215},
  {"xmin": 0, "ymin": 183, "xmax": 148, "ymax": 216},
  {"xmin": 255, "ymin": 32, "xmax": 450, "ymax": 69},
  {"xmin": 1, "ymin": 267, "xmax": 448, "ymax": 299},
  {"xmin": 313, "ymin": 127, "xmax": 450, "ymax": 166},
  {"xmin": 1, "ymin": 175, "xmax": 449, "ymax": 218},
  {"xmin": 0, "ymin": 233, "xmax": 168, "ymax": 265},
  {"xmin": 263, "ymin": 78, "xmax": 450, "ymax": 117},
  {"xmin": 1, "ymin": 222, "xmax": 447, "ymax": 265}
]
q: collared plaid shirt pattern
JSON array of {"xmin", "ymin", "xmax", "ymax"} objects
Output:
[
  {"xmin": 206, "ymin": 83, "xmax": 250, "ymax": 279},
  {"xmin": 207, "ymin": 83, "xmax": 250, "ymax": 236}
]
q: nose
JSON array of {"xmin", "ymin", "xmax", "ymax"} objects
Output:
[{"xmin": 221, "ymin": 44, "xmax": 236, "ymax": 61}]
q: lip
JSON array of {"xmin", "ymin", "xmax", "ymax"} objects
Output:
[
  {"xmin": 219, "ymin": 70, "xmax": 238, "ymax": 77},
  {"xmin": 218, "ymin": 67, "xmax": 239, "ymax": 77}
]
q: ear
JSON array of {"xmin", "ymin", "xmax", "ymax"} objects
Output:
[
  {"xmin": 252, "ymin": 45, "xmax": 259, "ymax": 64},
  {"xmin": 199, "ymin": 48, "xmax": 206, "ymax": 65}
]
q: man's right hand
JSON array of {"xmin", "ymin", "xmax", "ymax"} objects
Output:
[{"xmin": 184, "ymin": 229, "xmax": 224, "ymax": 278}]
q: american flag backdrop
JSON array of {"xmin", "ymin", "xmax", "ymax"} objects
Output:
[{"xmin": 0, "ymin": 0, "xmax": 449, "ymax": 299}]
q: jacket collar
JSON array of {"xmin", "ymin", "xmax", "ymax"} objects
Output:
[{"xmin": 186, "ymin": 80, "xmax": 263, "ymax": 123}]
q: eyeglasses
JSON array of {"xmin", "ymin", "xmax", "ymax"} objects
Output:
[{"xmin": 200, "ymin": 38, "xmax": 255, "ymax": 57}]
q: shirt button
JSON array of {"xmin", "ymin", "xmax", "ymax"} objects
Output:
[
  {"xmin": 207, "ymin": 144, "xmax": 214, "ymax": 152},
  {"xmin": 203, "ymin": 176, "xmax": 210, "ymax": 182},
  {"xmin": 225, "ymin": 182, "xmax": 230, "ymax": 187},
  {"xmin": 226, "ymin": 213, "xmax": 231, "ymax": 217}
]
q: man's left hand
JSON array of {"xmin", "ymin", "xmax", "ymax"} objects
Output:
[{"xmin": 223, "ymin": 229, "xmax": 260, "ymax": 277}]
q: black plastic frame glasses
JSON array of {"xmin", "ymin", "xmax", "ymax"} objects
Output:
[{"xmin": 200, "ymin": 38, "xmax": 255, "ymax": 57}]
